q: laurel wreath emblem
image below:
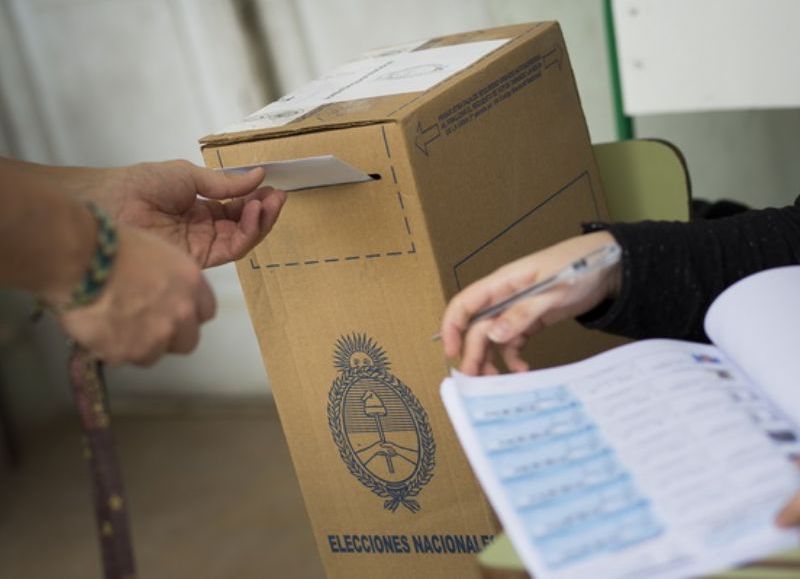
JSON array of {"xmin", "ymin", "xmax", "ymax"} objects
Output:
[{"xmin": 328, "ymin": 352, "xmax": 436, "ymax": 514}]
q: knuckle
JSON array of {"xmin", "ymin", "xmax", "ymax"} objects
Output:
[
  {"xmin": 516, "ymin": 299, "xmax": 541, "ymax": 321},
  {"xmin": 174, "ymin": 300, "xmax": 195, "ymax": 322}
]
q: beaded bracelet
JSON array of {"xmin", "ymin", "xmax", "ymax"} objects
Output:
[{"xmin": 66, "ymin": 202, "xmax": 118, "ymax": 309}]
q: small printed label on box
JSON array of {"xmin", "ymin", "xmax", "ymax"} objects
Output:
[{"xmin": 217, "ymin": 39, "xmax": 510, "ymax": 134}]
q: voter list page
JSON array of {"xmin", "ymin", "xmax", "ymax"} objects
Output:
[{"xmin": 443, "ymin": 339, "xmax": 800, "ymax": 579}]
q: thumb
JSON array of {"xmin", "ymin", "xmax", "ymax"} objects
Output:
[{"xmin": 190, "ymin": 164, "xmax": 267, "ymax": 200}]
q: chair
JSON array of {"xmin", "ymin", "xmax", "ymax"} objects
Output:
[
  {"xmin": 592, "ymin": 138, "xmax": 691, "ymax": 223},
  {"xmin": 475, "ymin": 139, "xmax": 800, "ymax": 578}
]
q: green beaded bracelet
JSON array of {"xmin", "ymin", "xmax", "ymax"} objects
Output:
[{"xmin": 66, "ymin": 202, "xmax": 118, "ymax": 309}]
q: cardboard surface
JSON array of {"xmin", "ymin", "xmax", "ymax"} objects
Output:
[{"xmin": 200, "ymin": 22, "xmax": 617, "ymax": 579}]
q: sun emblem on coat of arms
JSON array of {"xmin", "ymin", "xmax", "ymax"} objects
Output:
[{"xmin": 328, "ymin": 333, "xmax": 435, "ymax": 513}]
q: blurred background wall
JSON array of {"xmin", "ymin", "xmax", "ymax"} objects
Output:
[{"xmin": 1, "ymin": 0, "xmax": 798, "ymax": 431}]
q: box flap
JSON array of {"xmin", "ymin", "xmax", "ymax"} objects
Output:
[{"xmin": 200, "ymin": 22, "xmax": 550, "ymax": 148}]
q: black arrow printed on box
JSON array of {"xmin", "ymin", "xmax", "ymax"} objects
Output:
[{"xmin": 415, "ymin": 121, "xmax": 442, "ymax": 156}]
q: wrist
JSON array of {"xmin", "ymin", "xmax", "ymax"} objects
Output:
[
  {"xmin": 583, "ymin": 230, "xmax": 622, "ymax": 300},
  {"xmin": 42, "ymin": 202, "xmax": 118, "ymax": 310},
  {"xmin": 38, "ymin": 199, "xmax": 96, "ymax": 303},
  {"xmin": 605, "ymin": 262, "xmax": 622, "ymax": 300}
]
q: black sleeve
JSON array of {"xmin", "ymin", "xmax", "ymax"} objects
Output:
[{"xmin": 578, "ymin": 197, "xmax": 800, "ymax": 342}]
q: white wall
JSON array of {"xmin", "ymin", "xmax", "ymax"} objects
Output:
[
  {"xmin": 637, "ymin": 110, "xmax": 800, "ymax": 210},
  {"xmin": 610, "ymin": 0, "xmax": 800, "ymax": 209}
]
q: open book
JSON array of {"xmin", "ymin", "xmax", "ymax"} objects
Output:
[{"xmin": 441, "ymin": 266, "xmax": 800, "ymax": 579}]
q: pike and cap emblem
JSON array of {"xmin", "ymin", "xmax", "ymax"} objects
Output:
[{"xmin": 328, "ymin": 333, "xmax": 435, "ymax": 513}]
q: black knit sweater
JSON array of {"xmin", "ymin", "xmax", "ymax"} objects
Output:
[{"xmin": 579, "ymin": 197, "xmax": 800, "ymax": 342}]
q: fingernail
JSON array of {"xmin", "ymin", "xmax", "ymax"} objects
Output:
[
  {"xmin": 513, "ymin": 361, "xmax": 530, "ymax": 373},
  {"xmin": 488, "ymin": 320, "xmax": 511, "ymax": 343},
  {"xmin": 246, "ymin": 167, "xmax": 266, "ymax": 180}
]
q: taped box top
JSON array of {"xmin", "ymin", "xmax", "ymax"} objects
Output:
[{"xmin": 200, "ymin": 22, "xmax": 560, "ymax": 147}]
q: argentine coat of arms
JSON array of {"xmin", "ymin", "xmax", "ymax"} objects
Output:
[{"xmin": 327, "ymin": 333, "xmax": 436, "ymax": 513}]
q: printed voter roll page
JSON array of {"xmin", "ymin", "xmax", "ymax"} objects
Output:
[{"xmin": 441, "ymin": 339, "xmax": 800, "ymax": 579}]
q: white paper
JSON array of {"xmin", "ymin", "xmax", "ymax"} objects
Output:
[
  {"xmin": 442, "ymin": 339, "xmax": 800, "ymax": 579},
  {"xmin": 217, "ymin": 39, "xmax": 510, "ymax": 133},
  {"xmin": 221, "ymin": 155, "xmax": 373, "ymax": 191},
  {"xmin": 705, "ymin": 266, "xmax": 800, "ymax": 424}
]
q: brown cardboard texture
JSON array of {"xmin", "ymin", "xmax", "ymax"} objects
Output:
[{"xmin": 201, "ymin": 22, "xmax": 617, "ymax": 579}]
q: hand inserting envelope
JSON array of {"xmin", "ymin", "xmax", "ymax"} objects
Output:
[{"xmin": 221, "ymin": 155, "xmax": 375, "ymax": 191}]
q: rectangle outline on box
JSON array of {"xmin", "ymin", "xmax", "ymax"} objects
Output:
[{"xmin": 244, "ymin": 126, "xmax": 416, "ymax": 270}]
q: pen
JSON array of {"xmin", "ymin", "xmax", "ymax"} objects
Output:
[{"xmin": 431, "ymin": 243, "xmax": 621, "ymax": 341}]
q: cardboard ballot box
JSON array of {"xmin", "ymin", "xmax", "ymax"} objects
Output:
[{"xmin": 200, "ymin": 22, "xmax": 617, "ymax": 579}]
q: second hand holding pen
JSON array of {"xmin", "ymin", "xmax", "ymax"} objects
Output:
[{"xmin": 432, "ymin": 244, "xmax": 621, "ymax": 341}]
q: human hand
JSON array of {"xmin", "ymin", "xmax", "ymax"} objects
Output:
[
  {"xmin": 55, "ymin": 226, "xmax": 216, "ymax": 366},
  {"xmin": 81, "ymin": 160, "xmax": 285, "ymax": 268},
  {"xmin": 439, "ymin": 231, "xmax": 622, "ymax": 376},
  {"xmin": 775, "ymin": 460, "xmax": 800, "ymax": 528},
  {"xmin": 776, "ymin": 490, "xmax": 800, "ymax": 528}
]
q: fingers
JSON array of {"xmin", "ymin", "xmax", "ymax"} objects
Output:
[
  {"xmin": 458, "ymin": 301, "xmax": 546, "ymax": 376},
  {"xmin": 499, "ymin": 335, "xmax": 531, "ymax": 373},
  {"xmin": 776, "ymin": 491, "xmax": 800, "ymax": 528},
  {"xmin": 164, "ymin": 274, "xmax": 211, "ymax": 357},
  {"xmin": 447, "ymin": 288, "xmax": 563, "ymax": 376},
  {"xmin": 188, "ymin": 162, "xmax": 266, "ymax": 200},
  {"xmin": 487, "ymin": 292, "xmax": 560, "ymax": 347},
  {"xmin": 460, "ymin": 319, "xmax": 494, "ymax": 375},
  {"xmin": 258, "ymin": 187, "xmax": 287, "ymax": 235},
  {"xmin": 440, "ymin": 299, "xmax": 472, "ymax": 360},
  {"xmin": 480, "ymin": 358, "xmax": 501, "ymax": 376},
  {"xmin": 131, "ymin": 338, "xmax": 170, "ymax": 367},
  {"xmin": 235, "ymin": 197, "xmax": 267, "ymax": 243},
  {"xmin": 459, "ymin": 294, "xmax": 559, "ymax": 375},
  {"xmin": 439, "ymin": 233, "xmax": 624, "ymax": 376},
  {"xmin": 203, "ymin": 188, "xmax": 287, "ymax": 267},
  {"xmin": 229, "ymin": 187, "xmax": 286, "ymax": 238},
  {"xmin": 443, "ymin": 265, "xmax": 547, "ymax": 375},
  {"xmin": 129, "ymin": 321, "xmax": 200, "ymax": 367},
  {"xmin": 120, "ymin": 291, "xmax": 211, "ymax": 367},
  {"xmin": 169, "ymin": 315, "xmax": 201, "ymax": 355},
  {"xmin": 440, "ymin": 277, "xmax": 503, "ymax": 359},
  {"xmin": 194, "ymin": 270, "xmax": 217, "ymax": 323},
  {"xmin": 59, "ymin": 228, "xmax": 218, "ymax": 367}
]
